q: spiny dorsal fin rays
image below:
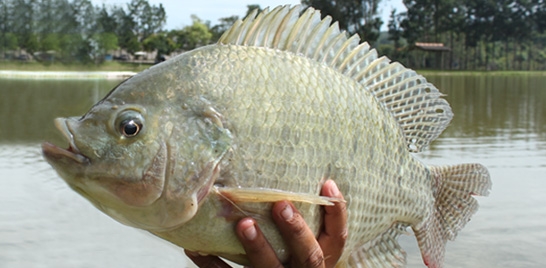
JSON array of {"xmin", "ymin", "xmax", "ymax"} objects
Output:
[
  {"xmin": 300, "ymin": 13, "xmax": 332, "ymax": 58},
  {"xmin": 277, "ymin": 7, "xmax": 311, "ymax": 50},
  {"xmin": 245, "ymin": 6, "xmax": 289, "ymax": 47},
  {"xmin": 262, "ymin": 6, "xmax": 291, "ymax": 47},
  {"xmin": 270, "ymin": 7, "xmax": 295, "ymax": 48},
  {"xmin": 330, "ymin": 34, "xmax": 360, "ymax": 69},
  {"xmin": 241, "ymin": 8, "xmax": 267, "ymax": 46},
  {"xmin": 290, "ymin": 9, "xmax": 321, "ymax": 53},
  {"xmin": 227, "ymin": 8, "xmax": 260, "ymax": 45},
  {"xmin": 342, "ymin": 43, "xmax": 373, "ymax": 76},
  {"xmin": 318, "ymin": 23, "xmax": 346, "ymax": 64},
  {"xmin": 217, "ymin": 5, "xmax": 453, "ymax": 152}
]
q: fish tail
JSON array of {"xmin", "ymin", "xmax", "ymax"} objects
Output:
[{"xmin": 414, "ymin": 164, "xmax": 491, "ymax": 268}]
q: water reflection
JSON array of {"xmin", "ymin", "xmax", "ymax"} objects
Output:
[
  {"xmin": 406, "ymin": 74, "xmax": 546, "ymax": 268},
  {"xmin": 0, "ymin": 79, "xmax": 119, "ymax": 144},
  {"xmin": 1, "ymin": 74, "xmax": 545, "ymax": 145},
  {"xmin": 427, "ymin": 74, "xmax": 546, "ymax": 138},
  {"xmin": 416, "ymin": 74, "xmax": 546, "ymax": 168}
]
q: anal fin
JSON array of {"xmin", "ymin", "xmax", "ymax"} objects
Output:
[
  {"xmin": 215, "ymin": 186, "xmax": 344, "ymax": 206},
  {"xmin": 349, "ymin": 223, "xmax": 408, "ymax": 268}
]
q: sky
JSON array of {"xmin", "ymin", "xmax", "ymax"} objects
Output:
[{"xmin": 92, "ymin": 0, "xmax": 406, "ymax": 31}]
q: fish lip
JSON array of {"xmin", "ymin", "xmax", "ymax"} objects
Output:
[
  {"xmin": 41, "ymin": 142, "xmax": 89, "ymax": 164},
  {"xmin": 41, "ymin": 118, "xmax": 89, "ymax": 165},
  {"xmin": 54, "ymin": 118, "xmax": 79, "ymax": 152}
]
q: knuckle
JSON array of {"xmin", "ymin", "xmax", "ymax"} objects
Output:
[
  {"xmin": 337, "ymin": 201, "xmax": 348, "ymax": 216},
  {"xmin": 287, "ymin": 214, "xmax": 308, "ymax": 238},
  {"xmin": 341, "ymin": 227, "xmax": 349, "ymax": 242},
  {"xmin": 325, "ymin": 201, "xmax": 347, "ymax": 217},
  {"xmin": 338, "ymin": 227, "xmax": 348, "ymax": 247},
  {"xmin": 302, "ymin": 246, "xmax": 325, "ymax": 268}
]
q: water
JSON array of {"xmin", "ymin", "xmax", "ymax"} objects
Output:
[
  {"xmin": 400, "ymin": 74, "xmax": 546, "ymax": 267},
  {"xmin": 1, "ymin": 73, "xmax": 545, "ymax": 267}
]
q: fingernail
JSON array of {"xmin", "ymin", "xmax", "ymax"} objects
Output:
[
  {"xmin": 281, "ymin": 204, "xmax": 293, "ymax": 220},
  {"xmin": 329, "ymin": 180, "xmax": 340, "ymax": 197},
  {"xmin": 243, "ymin": 223, "xmax": 257, "ymax": 241}
]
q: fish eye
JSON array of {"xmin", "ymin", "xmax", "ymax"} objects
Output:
[
  {"xmin": 115, "ymin": 110, "xmax": 145, "ymax": 138},
  {"xmin": 120, "ymin": 119, "xmax": 142, "ymax": 137}
]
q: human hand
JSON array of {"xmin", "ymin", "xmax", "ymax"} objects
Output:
[{"xmin": 186, "ymin": 179, "xmax": 348, "ymax": 268}]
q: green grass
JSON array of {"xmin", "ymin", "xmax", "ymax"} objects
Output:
[
  {"xmin": 418, "ymin": 69, "xmax": 546, "ymax": 76},
  {"xmin": 0, "ymin": 61, "xmax": 150, "ymax": 72}
]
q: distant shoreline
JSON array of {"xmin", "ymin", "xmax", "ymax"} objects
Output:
[
  {"xmin": 0, "ymin": 70, "xmax": 136, "ymax": 79},
  {"xmin": 0, "ymin": 61, "xmax": 149, "ymax": 75},
  {"xmin": 2, "ymin": 68, "xmax": 544, "ymax": 80}
]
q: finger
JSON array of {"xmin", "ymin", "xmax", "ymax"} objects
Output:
[
  {"xmin": 272, "ymin": 201, "xmax": 325, "ymax": 268},
  {"xmin": 318, "ymin": 180, "xmax": 348, "ymax": 268},
  {"xmin": 185, "ymin": 250, "xmax": 232, "ymax": 268},
  {"xmin": 235, "ymin": 217, "xmax": 284, "ymax": 268}
]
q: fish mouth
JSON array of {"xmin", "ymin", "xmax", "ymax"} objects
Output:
[{"xmin": 42, "ymin": 118, "xmax": 89, "ymax": 165}]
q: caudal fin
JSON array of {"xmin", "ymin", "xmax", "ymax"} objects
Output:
[{"xmin": 414, "ymin": 163, "xmax": 491, "ymax": 268}]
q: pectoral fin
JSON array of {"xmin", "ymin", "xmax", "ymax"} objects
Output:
[{"xmin": 215, "ymin": 187, "xmax": 344, "ymax": 206}]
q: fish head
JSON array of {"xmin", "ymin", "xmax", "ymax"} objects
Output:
[{"xmin": 42, "ymin": 68, "xmax": 232, "ymax": 231}]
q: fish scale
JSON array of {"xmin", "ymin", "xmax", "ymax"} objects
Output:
[
  {"xmin": 42, "ymin": 5, "xmax": 491, "ymax": 268},
  {"xmin": 202, "ymin": 43, "xmax": 431, "ymax": 260}
]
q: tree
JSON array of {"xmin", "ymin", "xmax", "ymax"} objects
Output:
[
  {"xmin": 149, "ymin": 3, "xmax": 166, "ymax": 35},
  {"xmin": 41, "ymin": 33, "xmax": 60, "ymax": 52},
  {"xmin": 71, "ymin": 0, "xmax": 97, "ymax": 38},
  {"xmin": 534, "ymin": 0, "xmax": 546, "ymax": 33},
  {"xmin": 58, "ymin": 34, "xmax": 84, "ymax": 62},
  {"xmin": 92, "ymin": 32, "xmax": 118, "ymax": 62},
  {"xmin": 112, "ymin": 5, "xmax": 141, "ymax": 53},
  {"xmin": 96, "ymin": 4, "xmax": 118, "ymax": 33},
  {"xmin": 172, "ymin": 15, "xmax": 213, "ymax": 51},
  {"xmin": 75, "ymin": 0, "xmax": 96, "ymax": 62},
  {"xmin": 387, "ymin": 9, "xmax": 403, "ymax": 58},
  {"xmin": 401, "ymin": 0, "xmax": 432, "ymax": 44},
  {"xmin": 302, "ymin": 0, "xmax": 383, "ymax": 44},
  {"xmin": 127, "ymin": 0, "xmax": 165, "ymax": 42},
  {"xmin": 0, "ymin": 0, "xmax": 15, "ymax": 55},
  {"xmin": 143, "ymin": 32, "xmax": 175, "ymax": 62}
]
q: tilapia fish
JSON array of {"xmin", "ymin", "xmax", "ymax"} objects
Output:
[{"xmin": 42, "ymin": 5, "xmax": 491, "ymax": 268}]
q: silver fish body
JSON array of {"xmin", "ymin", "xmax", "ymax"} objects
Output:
[{"xmin": 42, "ymin": 5, "xmax": 491, "ymax": 268}]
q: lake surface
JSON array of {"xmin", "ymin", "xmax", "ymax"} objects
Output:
[{"xmin": 1, "ymin": 73, "xmax": 545, "ymax": 267}]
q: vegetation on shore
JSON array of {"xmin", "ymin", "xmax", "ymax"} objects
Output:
[
  {"xmin": 418, "ymin": 70, "xmax": 546, "ymax": 76},
  {"xmin": 0, "ymin": 61, "xmax": 149, "ymax": 72},
  {"xmin": 2, "ymin": 0, "xmax": 546, "ymax": 71}
]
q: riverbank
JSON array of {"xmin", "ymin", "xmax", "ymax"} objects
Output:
[
  {"xmin": 419, "ymin": 70, "xmax": 546, "ymax": 76},
  {"xmin": 0, "ymin": 61, "xmax": 150, "ymax": 71},
  {"xmin": 0, "ymin": 70, "xmax": 137, "ymax": 79},
  {"xmin": 0, "ymin": 61, "xmax": 147, "ymax": 79}
]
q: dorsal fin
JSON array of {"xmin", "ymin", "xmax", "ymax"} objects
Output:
[{"xmin": 218, "ymin": 5, "xmax": 453, "ymax": 152}]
